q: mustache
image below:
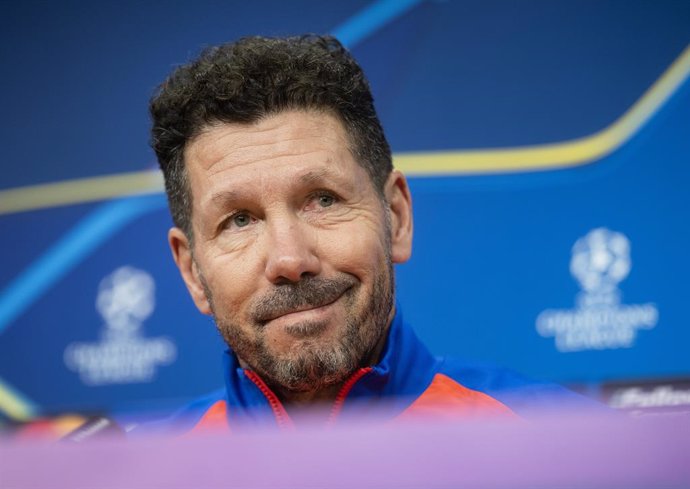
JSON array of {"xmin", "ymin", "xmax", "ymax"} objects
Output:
[{"xmin": 251, "ymin": 275, "xmax": 356, "ymax": 323}]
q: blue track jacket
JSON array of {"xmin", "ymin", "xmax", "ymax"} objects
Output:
[{"xmin": 154, "ymin": 306, "xmax": 591, "ymax": 434}]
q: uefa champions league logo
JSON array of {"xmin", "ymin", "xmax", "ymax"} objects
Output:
[
  {"xmin": 96, "ymin": 266, "xmax": 156, "ymax": 337},
  {"xmin": 536, "ymin": 228, "xmax": 658, "ymax": 352},
  {"xmin": 570, "ymin": 228, "xmax": 630, "ymax": 305},
  {"xmin": 64, "ymin": 266, "xmax": 177, "ymax": 385}
]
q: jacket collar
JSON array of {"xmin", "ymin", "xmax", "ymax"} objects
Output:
[{"xmin": 221, "ymin": 304, "xmax": 439, "ymax": 427}]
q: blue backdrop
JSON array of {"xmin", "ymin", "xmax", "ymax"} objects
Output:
[{"xmin": 1, "ymin": 0, "xmax": 689, "ymax": 420}]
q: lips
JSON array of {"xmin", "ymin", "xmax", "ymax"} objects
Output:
[
  {"xmin": 260, "ymin": 296, "xmax": 341, "ymax": 323},
  {"xmin": 251, "ymin": 276, "xmax": 355, "ymax": 325}
]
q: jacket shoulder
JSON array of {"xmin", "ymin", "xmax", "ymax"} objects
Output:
[
  {"xmin": 434, "ymin": 357, "xmax": 600, "ymax": 416},
  {"xmin": 129, "ymin": 387, "xmax": 227, "ymax": 437}
]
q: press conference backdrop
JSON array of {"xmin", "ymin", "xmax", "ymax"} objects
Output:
[{"xmin": 1, "ymin": 0, "xmax": 689, "ymax": 421}]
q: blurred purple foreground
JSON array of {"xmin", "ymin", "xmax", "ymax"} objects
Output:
[{"xmin": 2, "ymin": 411, "xmax": 689, "ymax": 489}]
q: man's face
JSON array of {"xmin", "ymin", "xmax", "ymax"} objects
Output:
[{"xmin": 169, "ymin": 110, "xmax": 412, "ymax": 393}]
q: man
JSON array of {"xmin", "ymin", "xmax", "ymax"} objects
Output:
[{"xmin": 150, "ymin": 35, "xmax": 583, "ymax": 432}]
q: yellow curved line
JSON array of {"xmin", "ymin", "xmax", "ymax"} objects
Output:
[
  {"xmin": 396, "ymin": 43, "xmax": 690, "ymax": 175},
  {"xmin": 0, "ymin": 377, "xmax": 37, "ymax": 421},
  {"xmin": 0, "ymin": 170, "xmax": 164, "ymax": 216},
  {"xmin": 0, "ymin": 44, "xmax": 688, "ymax": 215}
]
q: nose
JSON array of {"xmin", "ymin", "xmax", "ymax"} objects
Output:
[{"xmin": 264, "ymin": 215, "xmax": 321, "ymax": 284}]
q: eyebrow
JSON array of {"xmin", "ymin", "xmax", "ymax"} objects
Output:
[
  {"xmin": 299, "ymin": 168, "xmax": 332, "ymax": 185},
  {"xmin": 205, "ymin": 167, "xmax": 353, "ymax": 211},
  {"xmin": 208, "ymin": 189, "xmax": 242, "ymax": 210},
  {"xmin": 298, "ymin": 168, "xmax": 354, "ymax": 193}
]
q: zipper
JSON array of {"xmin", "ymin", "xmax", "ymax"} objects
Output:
[
  {"xmin": 244, "ymin": 370, "xmax": 295, "ymax": 431},
  {"xmin": 327, "ymin": 367, "xmax": 372, "ymax": 425},
  {"xmin": 245, "ymin": 367, "xmax": 373, "ymax": 429}
]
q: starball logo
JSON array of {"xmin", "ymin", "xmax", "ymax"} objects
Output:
[
  {"xmin": 64, "ymin": 266, "xmax": 177, "ymax": 385},
  {"xmin": 536, "ymin": 228, "xmax": 658, "ymax": 352}
]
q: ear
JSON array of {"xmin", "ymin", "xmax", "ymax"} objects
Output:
[
  {"xmin": 168, "ymin": 227, "xmax": 213, "ymax": 315},
  {"xmin": 384, "ymin": 170, "xmax": 413, "ymax": 264}
]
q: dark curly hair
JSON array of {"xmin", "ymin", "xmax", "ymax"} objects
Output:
[{"xmin": 149, "ymin": 35, "xmax": 392, "ymax": 239}]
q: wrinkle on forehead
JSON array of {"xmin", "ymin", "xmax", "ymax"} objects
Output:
[
  {"xmin": 185, "ymin": 111, "xmax": 373, "ymax": 228},
  {"xmin": 185, "ymin": 110, "xmax": 351, "ymax": 175},
  {"xmin": 183, "ymin": 110, "xmax": 373, "ymax": 220}
]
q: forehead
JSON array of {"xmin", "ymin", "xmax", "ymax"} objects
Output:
[
  {"xmin": 184, "ymin": 110, "xmax": 353, "ymax": 176},
  {"xmin": 182, "ymin": 110, "xmax": 368, "ymax": 213}
]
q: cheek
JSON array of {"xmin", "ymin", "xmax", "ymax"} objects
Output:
[
  {"xmin": 318, "ymin": 221, "xmax": 388, "ymax": 275},
  {"xmin": 204, "ymin": 255, "xmax": 259, "ymax": 316}
]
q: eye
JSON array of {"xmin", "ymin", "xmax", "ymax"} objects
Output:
[
  {"xmin": 317, "ymin": 193, "xmax": 335, "ymax": 208},
  {"xmin": 217, "ymin": 210, "xmax": 258, "ymax": 236},
  {"xmin": 231, "ymin": 212, "xmax": 252, "ymax": 228}
]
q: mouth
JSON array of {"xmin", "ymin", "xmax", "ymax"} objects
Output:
[
  {"xmin": 252, "ymin": 275, "xmax": 356, "ymax": 327},
  {"xmin": 259, "ymin": 290, "xmax": 347, "ymax": 325}
]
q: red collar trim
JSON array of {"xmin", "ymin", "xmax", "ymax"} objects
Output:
[{"xmin": 244, "ymin": 367, "xmax": 373, "ymax": 429}]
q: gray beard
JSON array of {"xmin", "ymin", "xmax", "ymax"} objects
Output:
[{"xmin": 211, "ymin": 266, "xmax": 393, "ymax": 393}]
